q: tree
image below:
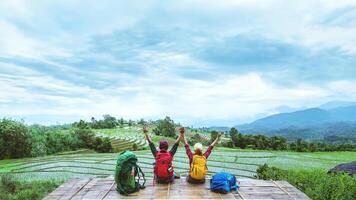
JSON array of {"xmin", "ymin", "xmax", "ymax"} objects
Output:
[
  {"xmin": 307, "ymin": 142, "xmax": 317, "ymax": 152},
  {"xmin": 137, "ymin": 118, "xmax": 146, "ymax": 126},
  {"xmin": 91, "ymin": 117, "xmax": 102, "ymax": 129},
  {"xmin": 102, "ymin": 114, "xmax": 117, "ymax": 128},
  {"xmin": 270, "ymin": 136, "xmax": 287, "ymax": 150},
  {"xmin": 153, "ymin": 116, "xmax": 176, "ymax": 137},
  {"xmin": 93, "ymin": 137, "xmax": 113, "ymax": 153},
  {"xmin": 237, "ymin": 134, "xmax": 247, "ymax": 149},
  {"xmin": 128, "ymin": 119, "xmax": 134, "ymax": 127},
  {"xmin": 0, "ymin": 119, "xmax": 32, "ymax": 159},
  {"xmin": 292, "ymin": 139, "xmax": 308, "ymax": 152},
  {"xmin": 118, "ymin": 118, "xmax": 125, "ymax": 128},
  {"xmin": 229, "ymin": 128, "xmax": 239, "ymax": 147},
  {"xmin": 73, "ymin": 120, "xmax": 96, "ymax": 148},
  {"xmin": 210, "ymin": 131, "xmax": 219, "ymax": 144},
  {"xmin": 73, "ymin": 120, "xmax": 91, "ymax": 129}
]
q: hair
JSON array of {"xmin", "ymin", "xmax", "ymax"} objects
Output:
[
  {"xmin": 159, "ymin": 140, "xmax": 169, "ymax": 150},
  {"xmin": 194, "ymin": 143, "xmax": 203, "ymax": 155},
  {"xmin": 194, "ymin": 148, "xmax": 203, "ymax": 156}
]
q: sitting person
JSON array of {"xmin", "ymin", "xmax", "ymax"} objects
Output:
[
  {"xmin": 180, "ymin": 128, "xmax": 221, "ymax": 184},
  {"xmin": 143, "ymin": 126, "xmax": 182, "ymax": 183}
]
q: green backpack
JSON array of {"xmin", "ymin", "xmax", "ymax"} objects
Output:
[{"xmin": 115, "ymin": 151, "xmax": 146, "ymax": 195}]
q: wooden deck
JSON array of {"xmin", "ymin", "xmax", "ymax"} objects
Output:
[{"xmin": 44, "ymin": 176, "xmax": 310, "ymax": 200}]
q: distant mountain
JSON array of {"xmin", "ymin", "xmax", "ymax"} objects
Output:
[
  {"xmin": 273, "ymin": 105, "xmax": 303, "ymax": 113},
  {"xmin": 236, "ymin": 105, "xmax": 356, "ymax": 140},
  {"xmin": 206, "ymin": 126, "xmax": 230, "ymax": 132},
  {"xmin": 319, "ymin": 101, "xmax": 356, "ymax": 110},
  {"xmin": 329, "ymin": 105, "xmax": 356, "ymax": 121}
]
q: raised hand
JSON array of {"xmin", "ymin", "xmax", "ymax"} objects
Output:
[
  {"xmin": 178, "ymin": 127, "xmax": 188, "ymax": 145},
  {"xmin": 143, "ymin": 126, "xmax": 148, "ymax": 134},
  {"xmin": 143, "ymin": 126, "xmax": 151, "ymax": 142},
  {"xmin": 179, "ymin": 127, "xmax": 185, "ymax": 136},
  {"xmin": 211, "ymin": 132, "xmax": 223, "ymax": 146}
]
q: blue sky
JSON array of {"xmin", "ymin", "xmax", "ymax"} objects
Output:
[{"xmin": 0, "ymin": 0, "xmax": 356, "ymax": 126}]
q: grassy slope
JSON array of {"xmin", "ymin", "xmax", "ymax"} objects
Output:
[{"xmin": 1, "ymin": 148, "xmax": 355, "ymax": 182}]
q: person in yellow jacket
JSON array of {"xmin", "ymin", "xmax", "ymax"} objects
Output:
[{"xmin": 179, "ymin": 127, "xmax": 222, "ymax": 184}]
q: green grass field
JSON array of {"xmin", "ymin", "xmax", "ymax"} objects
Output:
[
  {"xmin": 1, "ymin": 147, "xmax": 355, "ymax": 183},
  {"xmin": 1, "ymin": 126, "xmax": 355, "ymax": 183}
]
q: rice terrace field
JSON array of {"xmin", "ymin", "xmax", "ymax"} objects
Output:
[{"xmin": 1, "ymin": 128, "xmax": 355, "ymax": 183}]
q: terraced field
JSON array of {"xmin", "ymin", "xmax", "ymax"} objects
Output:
[
  {"xmin": 1, "ymin": 148, "xmax": 354, "ymax": 182},
  {"xmin": 108, "ymin": 136, "xmax": 148, "ymax": 152},
  {"xmin": 96, "ymin": 129, "xmax": 149, "ymax": 152}
]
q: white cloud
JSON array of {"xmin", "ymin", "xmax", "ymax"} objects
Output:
[
  {"xmin": 0, "ymin": 0, "xmax": 356, "ymax": 125},
  {"xmin": 1, "ymin": 62, "xmax": 355, "ymax": 125}
]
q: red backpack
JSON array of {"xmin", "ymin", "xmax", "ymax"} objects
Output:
[{"xmin": 154, "ymin": 151, "xmax": 173, "ymax": 179}]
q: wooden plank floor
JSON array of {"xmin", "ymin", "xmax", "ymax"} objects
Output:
[{"xmin": 44, "ymin": 176, "xmax": 310, "ymax": 200}]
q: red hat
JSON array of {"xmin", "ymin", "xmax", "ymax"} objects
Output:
[{"xmin": 159, "ymin": 140, "xmax": 169, "ymax": 150}]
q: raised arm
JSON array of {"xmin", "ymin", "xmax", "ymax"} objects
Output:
[
  {"xmin": 179, "ymin": 127, "xmax": 193, "ymax": 162},
  {"xmin": 175, "ymin": 127, "xmax": 183, "ymax": 144},
  {"xmin": 203, "ymin": 133, "xmax": 222, "ymax": 159},
  {"xmin": 180, "ymin": 127, "xmax": 188, "ymax": 145},
  {"xmin": 143, "ymin": 126, "xmax": 157, "ymax": 157},
  {"xmin": 210, "ymin": 133, "xmax": 222, "ymax": 147},
  {"xmin": 169, "ymin": 127, "xmax": 183, "ymax": 155},
  {"xmin": 143, "ymin": 126, "xmax": 152, "ymax": 143}
]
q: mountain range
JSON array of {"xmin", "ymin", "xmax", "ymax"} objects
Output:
[{"xmin": 211, "ymin": 101, "xmax": 356, "ymax": 140}]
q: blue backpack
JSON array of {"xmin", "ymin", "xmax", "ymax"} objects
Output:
[{"xmin": 210, "ymin": 172, "xmax": 239, "ymax": 193}]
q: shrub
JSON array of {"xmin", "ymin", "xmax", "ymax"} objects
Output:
[
  {"xmin": 0, "ymin": 174, "xmax": 16, "ymax": 193},
  {"xmin": 255, "ymin": 164, "xmax": 287, "ymax": 180},
  {"xmin": 256, "ymin": 164, "xmax": 356, "ymax": 200},
  {"xmin": 93, "ymin": 137, "xmax": 113, "ymax": 153},
  {"xmin": 132, "ymin": 143, "xmax": 139, "ymax": 151},
  {"xmin": 0, "ymin": 174, "xmax": 61, "ymax": 200}
]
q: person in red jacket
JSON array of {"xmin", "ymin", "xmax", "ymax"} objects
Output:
[
  {"xmin": 143, "ymin": 126, "xmax": 182, "ymax": 183},
  {"xmin": 180, "ymin": 128, "xmax": 221, "ymax": 184}
]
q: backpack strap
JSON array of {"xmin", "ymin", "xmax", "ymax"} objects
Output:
[
  {"xmin": 117, "ymin": 172, "xmax": 129, "ymax": 195},
  {"xmin": 229, "ymin": 175, "xmax": 238, "ymax": 191},
  {"xmin": 136, "ymin": 164, "xmax": 146, "ymax": 189}
]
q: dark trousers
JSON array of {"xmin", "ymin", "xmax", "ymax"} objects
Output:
[
  {"xmin": 155, "ymin": 173, "xmax": 175, "ymax": 183},
  {"xmin": 186, "ymin": 175, "xmax": 205, "ymax": 184}
]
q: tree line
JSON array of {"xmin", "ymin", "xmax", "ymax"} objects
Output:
[
  {"xmin": 0, "ymin": 118, "xmax": 112, "ymax": 160},
  {"xmin": 224, "ymin": 127, "xmax": 356, "ymax": 152},
  {"xmin": 88, "ymin": 115, "xmax": 149, "ymax": 129}
]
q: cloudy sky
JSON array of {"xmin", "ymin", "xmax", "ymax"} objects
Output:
[{"xmin": 0, "ymin": 0, "xmax": 356, "ymax": 126}]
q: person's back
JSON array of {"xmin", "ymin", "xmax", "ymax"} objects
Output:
[
  {"xmin": 181, "ymin": 129, "xmax": 221, "ymax": 184},
  {"xmin": 154, "ymin": 146, "xmax": 174, "ymax": 183},
  {"xmin": 143, "ymin": 127, "xmax": 182, "ymax": 183},
  {"xmin": 189, "ymin": 149, "xmax": 207, "ymax": 180}
]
